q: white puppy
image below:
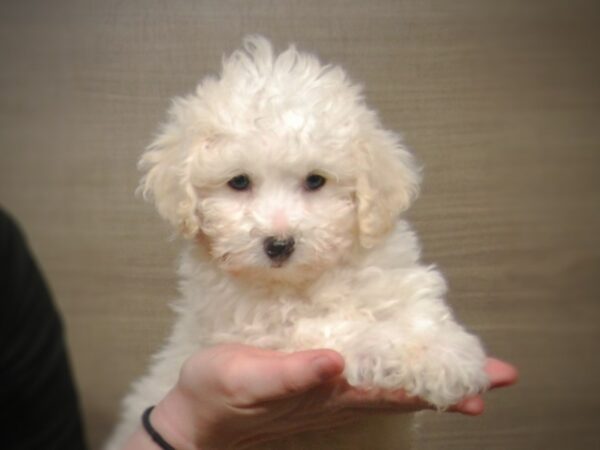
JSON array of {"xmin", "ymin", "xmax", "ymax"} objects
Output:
[{"xmin": 107, "ymin": 36, "xmax": 489, "ymax": 449}]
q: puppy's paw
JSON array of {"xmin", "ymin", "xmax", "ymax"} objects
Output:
[
  {"xmin": 404, "ymin": 331, "xmax": 489, "ymax": 408},
  {"xmin": 342, "ymin": 330, "xmax": 489, "ymax": 408}
]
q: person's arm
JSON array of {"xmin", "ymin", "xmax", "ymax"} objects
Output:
[
  {"xmin": 120, "ymin": 344, "xmax": 518, "ymax": 450},
  {"xmin": 0, "ymin": 210, "xmax": 88, "ymax": 450}
]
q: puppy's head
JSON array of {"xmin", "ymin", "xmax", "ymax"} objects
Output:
[{"xmin": 140, "ymin": 36, "xmax": 419, "ymax": 282}]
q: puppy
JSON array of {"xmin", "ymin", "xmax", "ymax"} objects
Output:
[{"xmin": 107, "ymin": 36, "xmax": 489, "ymax": 449}]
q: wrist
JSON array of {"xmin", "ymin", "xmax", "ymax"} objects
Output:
[{"xmin": 150, "ymin": 388, "xmax": 210, "ymax": 450}]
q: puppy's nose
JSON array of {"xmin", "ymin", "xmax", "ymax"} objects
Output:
[{"xmin": 263, "ymin": 236, "xmax": 295, "ymax": 262}]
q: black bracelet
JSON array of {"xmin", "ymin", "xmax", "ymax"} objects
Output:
[{"xmin": 142, "ymin": 406, "xmax": 177, "ymax": 450}]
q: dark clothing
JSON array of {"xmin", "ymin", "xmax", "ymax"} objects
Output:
[{"xmin": 0, "ymin": 210, "xmax": 88, "ymax": 449}]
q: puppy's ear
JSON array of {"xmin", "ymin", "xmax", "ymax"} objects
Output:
[
  {"xmin": 138, "ymin": 97, "xmax": 203, "ymax": 238},
  {"xmin": 355, "ymin": 128, "xmax": 420, "ymax": 248}
]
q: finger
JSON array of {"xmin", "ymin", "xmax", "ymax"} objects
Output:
[
  {"xmin": 449, "ymin": 395, "xmax": 485, "ymax": 415},
  {"xmin": 485, "ymin": 358, "xmax": 519, "ymax": 389},
  {"xmin": 278, "ymin": 350, "xmax": 346, "ymax": 394},
  {"xmin": 333, "ymin": 385, "xmax": 432, "ymax": 413},
  {"xmin": 247, "ymin": 349, "xmax": 345, "ymax": 401}
]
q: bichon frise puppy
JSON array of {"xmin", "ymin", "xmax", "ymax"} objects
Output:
[{"xmin": 107, "ymin": 36, "xmax": 489, "ymax": 449}]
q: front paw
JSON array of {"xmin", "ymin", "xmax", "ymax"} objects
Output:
[
  {"xmin": 404, "ymin": 332, "xmax": 489, "ymax": 408},
  {"xmin": 343, "ymin": 330, "xmax": 489, "ymax": 408}
]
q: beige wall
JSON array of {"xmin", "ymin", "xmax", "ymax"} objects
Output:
[{"xmin": 1, "ymin": 1, "xmax": 599, "ymax": 448}]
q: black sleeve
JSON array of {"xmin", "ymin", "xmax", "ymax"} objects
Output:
[{"xmin": 0, "ymin": 209, "xmax": 88, "ymax": 450}]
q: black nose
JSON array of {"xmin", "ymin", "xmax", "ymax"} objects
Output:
[{"xmin": 263, "ymin": 237, "xmax": 295, "ymax": 262}]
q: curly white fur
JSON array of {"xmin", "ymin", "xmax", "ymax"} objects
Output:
[{"xmin": 106, "ymin": 36, "xmax": 488, "ymax": 450}]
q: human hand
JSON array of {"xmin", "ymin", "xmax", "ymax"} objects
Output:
[{"xmin": 147, "ymin": 344, "xmax": 517, "ymax": 450}]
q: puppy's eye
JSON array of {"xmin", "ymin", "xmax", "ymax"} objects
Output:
[
  {"xmin": 304, "ymin": 174, "xmax": 326, "ymax": 191},
  {"xmin": 227, "ymin": 174, "xmax": 251, "ymax": 191}
]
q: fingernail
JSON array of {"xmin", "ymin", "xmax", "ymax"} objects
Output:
[{"xmin": 312, "ymin": 355, "xmax": 340, "ymax": 381}]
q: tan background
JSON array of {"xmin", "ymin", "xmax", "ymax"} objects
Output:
[{"xmin": 1, "ymin": 1, "xmax": 599, "ymax": 448}]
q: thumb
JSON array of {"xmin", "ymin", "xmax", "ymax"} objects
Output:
[{"xmin": 252, "ymin": 349, "xmax": 345, "ymax": 401}]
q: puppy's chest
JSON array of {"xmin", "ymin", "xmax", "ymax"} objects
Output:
[{"xmin": 195, "ymin": 280, "xmax": 377, "ymax": 351}]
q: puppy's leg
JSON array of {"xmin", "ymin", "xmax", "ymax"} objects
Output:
[{"xmin": 303, "ymin": 266, "xmax": 489, "ymax": 408}]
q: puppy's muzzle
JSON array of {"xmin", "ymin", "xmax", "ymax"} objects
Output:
[{"xmin": 263, "ymin": 236, "xmax": 295, "ymax": 263}]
